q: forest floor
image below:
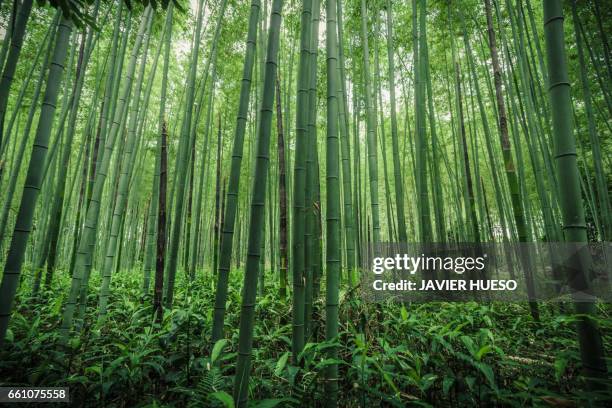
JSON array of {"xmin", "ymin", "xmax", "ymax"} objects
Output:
[{"xmin": 0, "ymin": 269, "xmax": 610, "ymax": 407}]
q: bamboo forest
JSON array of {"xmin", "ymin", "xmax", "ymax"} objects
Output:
[{"xmin": 0, "ymin": 0, "xmax": 610, "ymax": 405}]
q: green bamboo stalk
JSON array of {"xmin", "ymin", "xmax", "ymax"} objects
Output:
[
  {"xmin": 164, "ymin": 0, "xmax": 207, "ymax": 307},
  {"xmin": 324, "ymin": 0, "xmax": 341, "ymax": 403},
  {"xmin": 486, "ymin": 0, "xmax": 543, "ymax": 316},
  {"xmin": 0, "ymin": 0, "xmax": 33, "ymax": 152},
  {"xmin": 499, "ymin": 14, "xmax": 537, "ymax": 244},
  {"xmin": 360, "ymin": 0, "xmax": 381, "ymax": 243},
  {"xmin": 570, "ymin": 0, "xmax": 611, "ymax": 241},
  {"xmin": 373, "ymin": 18, "xmax": 395, "ymax": 242},
  {"xmin": 106, "ymin": 10, "xmax": 131, "ymax": 141},
  {"xmin": 415, "ymin": 0, "xmax": 432, "ymax": 242},
  {"xmin": 352, "ymin": 75, "xmax": 363, "ymax": 262},
  {"xmin": 233, "ymin": 0, "xmax": 283, "ymax": 405},
  {"xmin": 72, "ymin": 1, "xmax": 125, "ymax": 320},
  {"xmin": 154, "ymin": 120, "xmax": 168, "ymax": 323},
  {"xmin": 211, "ymin": 0, "xmax": 260, "ymax": 343},
  {"xmin": 0, "ymin": 15, "xmax": 73, "ymax": 346},
  {"xmin": 0, "ymin": 1, "xmax": 16, "ymax": 85},
  {"xmin": 40, "ymin": 1, "xmax": 101, "ymax": 286},
  {"xmin": 275, "ymin": 75, "xmax": 288, "ymax": 299},
  {"xmin": 190, "ymin": 65, "xmax": 216, "ymax": 277},
  {"xmin": 507, "ymin": 0, "xmax": 559, "ymax": 244},
  {"xmin": 465, "ymin": 80, "xmax": 486, "ymax": 242},
  {"xmin": 143, "ymin": 15, "xmax": 172, "ymax": 295},
  {"xmin": 137, "ymin": 4, "xmax": 171, "ymax": 276},
  {"xmin": 60, "ymin": 6, "xmax": 152, "ymax": 339},
  {"xmin": 385, "ymin": 0, "xmax": 407, "ymax": 243},
  {"xmin": 455, "ymin": 61, "xmax": 480, "ymax": 243},
  {"xmin": 336, "ymin": 0, "xmax": 355, "ymax": 281},
  {"xmin": 0, "ymin": 13, "xmax": 58, "ymax": 247},
  {"xmin": 304, "ymin": 0, "xmax": 320, "ymax": 341},
  {"xmin": 0, "ymin": 16, "xmax": 55, "ymax": 163},
  {"xmin": 422, "ymin": 7, "xmax": 445, "ymax": 243},
  {"xmin": 267, "ymin": 139, "xmax": 276, "ymax": 285},
  {"xmin": 97, "ymin": 11, "xmax": 153, "ymax": 323},
  {"xmin": 543, "ymin": 0, "xmax": 608, "ymax": 390},
  {"xmin": 213, "ymin": 113, "xmax": 223, "ymax": 278},
  {"xmin": 291, "ymin": 0, "xmax": 312, "ymax": 360}
]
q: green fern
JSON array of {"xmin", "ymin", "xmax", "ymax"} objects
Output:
[{"xmin": 188, "ymin": 365, "xmax": 225, "ymax": 408}]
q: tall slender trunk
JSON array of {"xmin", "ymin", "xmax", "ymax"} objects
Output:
[
  {"xmin": 0, "ymin": 0, "xmax": 17, "ymax": 87},
  {"xmin": 60, "ymin": 7, "xmax": 152, "ymax": 338},
  {"xmin": 415, "ymin": 0, "xmax": 432, "ymax": 242},
  {"xmin": 570, "ymin": 1, "xmax": 611, "ymax": 241},
  {"xmin": 0, "ymin": 0, "xmax": 33, "ymax": 152},
  {"xmin": 423, "ymin": 16, "xmax": 445, "ymax": 243},
  {"xmin": 211, "ymin": 0, "xmax": 261, "ymax": 343},
  {"xmin": 190, "ymin": 69, "xmax": 216, "ymax": 277},
  {"xmin": 0, "ymin": 13, "xmax": 58, "ymax": 248},
  {"xmin": 97, "ymin": 13, "xmax": 153, "ymax": 323},
  {"xmin": 183, "ymin": 133, "xmax": 196, "ymax": 274},
  {"xmin": 213, "ymin": 113, "xmax": 223, "ymax": 275},
  {"xmin": 151, "ymin": 3, "xmax": 173, "ymax": 318},
  {"xmin": 0, "ymin": 16, "xmax": 73, "ymax": 346},
  {"xmin": 543, "ymin": 0, "xmax": 607, "ymax": 390},
  {"xmin": 233, "ymin": 0, "xmax": 283, "ymax": 405},
  {"xmin": 42, "ymin": 2, "xmax": 101, "ymax": 285},
  {"xmin": 154, "ymin": 121, "xmax": 168, "ymax": 324},
  {"xmin": 385, "ymin": 0, "xmax": 406, "ymax": 243},
  {"xmin": 455, "ymin": 62, "xmax": 479, "ymax": 243},
  {"xmin": 0, "ymin": 13, "xmax": 54, "ymax": 163},
  {"xmin": 324, "ymin": 0, "xmax": 341, "ymax": 403},
  {"xmin": 304, "ymin": 0, "xmax": 321, "ymax": 342},
  {"xmin": 164, "ymin": 0, "xmax": 208, "ymax": 307},
  {"xmin": 359, "ymin": 0, "xmax": 381, "ymax": 243},
  {"xmin": 275, "ymin": 76, "xmax": 288, "ymax": 299},
  {"xmin": 74, "ymin": 0, "xmax": 125, "ymax": 326},
  {"xmin": 335, "ymin": 0, "xmax": 354, "ymax": 284},
  {"xmin": 373, "ymin": 17, "xmax": 395, "ymax": 242},
  {"xmin": 291, "ymin": 0, "xmax": 312, "ymax": 360},
  {"xmin": 485, "ymin": 0, "xmax": 539, "ymax": 319},
  {"xmin": 142, "ymin": 9, "xmax": 172, "ymax": 294}
]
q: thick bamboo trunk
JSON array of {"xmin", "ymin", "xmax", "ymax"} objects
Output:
[
  {"xmin": 543, "ymin": 0, "xmax": 607, "ymax": 390},
  {"xmin": 211, "ymin": 0, "xmax": 261, "ymax": 343},
  {"xmin": 0, "ymin": 16, "xmax": 73, "ymax": 346},
  {"xmin": 233, "ymin": 0, "xmax": 283, "ymax": 404}
]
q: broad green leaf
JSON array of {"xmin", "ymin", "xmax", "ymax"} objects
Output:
[
  {"xmin": 211, "ymin": 339, "xmax": 228, "ymax": 363},
  {"xmin": 476, "ymin": 345, "xmax": 493, "ymax": 361},
  {"xmin": 209, "ymin": 391, "xmax": 234, "ymax": 408},
  {"xmin": 274, "ymin": 351, "xmax": 290, "ymax": 376},
  {"xmin": 460, "ymin": 335, "xmax": 476, "ymax": 357}
]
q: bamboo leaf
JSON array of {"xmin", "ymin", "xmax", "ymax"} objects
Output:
[
  {"xmin": 274, "ymin": 351, "xmax": 290, "ymax": 376},
  {"xmin": 211, "ymin": 339, "xmax": 228, "ymax": 364},
  {"xmin": 209, "ymin": 391, "xmax": 234, "ymax": 408}
]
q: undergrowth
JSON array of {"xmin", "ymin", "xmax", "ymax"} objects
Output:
[{"xmin": 0, "ymin": 267, "xmax": 610, "ymax": 407}]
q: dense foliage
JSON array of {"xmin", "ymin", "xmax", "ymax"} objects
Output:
[
  {"xmin": 2, "ymin": 271, "xmax": 610, "ymax": 406},
  {"xmin": 0, "ymin": 0, "xmax": 610, "ymax": 406}
]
